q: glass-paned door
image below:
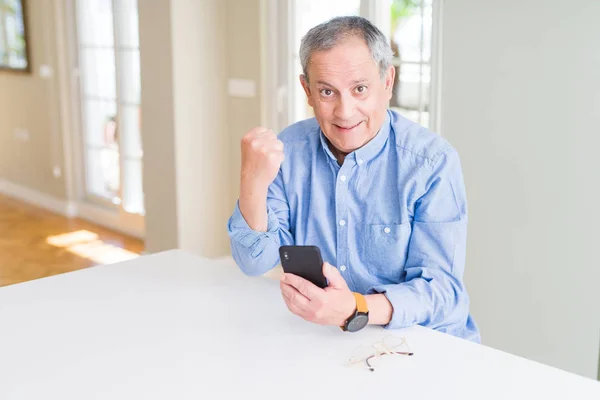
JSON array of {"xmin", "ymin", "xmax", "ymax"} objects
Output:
[{"xmin": 75, "ymin": 0, "xmax": 144, "ymax": 216}]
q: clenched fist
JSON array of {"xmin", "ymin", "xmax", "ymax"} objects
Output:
[
  {"xmin": 240, "ymin": 127, "xmax": 285, "ymax": 193},
  {"xmin": 238, "ymin": 127, "xmax": 284, "ymax": 232}
]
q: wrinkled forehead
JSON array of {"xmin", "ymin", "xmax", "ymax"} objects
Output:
[{"xmin": 306, "ymin": 37, "xmax": 379, "ymax": 85}]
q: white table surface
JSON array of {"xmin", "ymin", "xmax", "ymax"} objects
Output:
[{"xmin": 1, "ymin": 250, "xmax": 599, "ymax": 399}]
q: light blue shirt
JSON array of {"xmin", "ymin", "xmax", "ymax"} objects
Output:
[{"xmin": 228, "ymin": 110, "xmax": 480, "ymax": 342}]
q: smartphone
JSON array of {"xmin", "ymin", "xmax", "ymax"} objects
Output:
[{"xmin": 279, "ymin": 245, "xmax": 328, "ymax": 288}]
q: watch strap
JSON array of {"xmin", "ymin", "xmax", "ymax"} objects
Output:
[{"xmin": 353, "ymin": 292, "xmax": 368, "ymax": 314}]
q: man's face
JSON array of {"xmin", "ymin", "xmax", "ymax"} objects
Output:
[{"xmin": 300, "ymin": 36, "xmax": 395, "ymax": 154}]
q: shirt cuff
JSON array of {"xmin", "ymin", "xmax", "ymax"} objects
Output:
[
  {"xmin": 227, "ymin": 201, "xmax": 281, "ymax": 257},
  {"xmin": 367, "ymin": 283, "xmax": 420, "ymax": 330}
]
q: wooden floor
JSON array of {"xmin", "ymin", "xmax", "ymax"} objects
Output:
[{"xmin": 0, "ymin": 194, "xmax": 144, "ymax": 287}]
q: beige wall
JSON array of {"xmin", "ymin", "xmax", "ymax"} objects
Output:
[
  {"xmin": 137, "ymin": 0, "xmax": 179, "ymax": 252},
  {"xmin": 226, "ymin": 0, "xmax": 263, "ymax": 203},
  {"xmin": 140, "ymin": 0, "xmax": 259, "ymax": 257},
  {"xmin": 170, "ymin": 0, "xmax": 230, "ymax": 256},
  {"xmin": 0, "ymin": 0, "xmax": 67, "ymax": 200},
  {"xmin": 442, "ymin": 0, "xmax": 600, "ymax": 379}
]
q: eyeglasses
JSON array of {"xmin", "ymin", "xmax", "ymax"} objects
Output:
[{"xmin": 348, "ymin": 335, "xmax": 414, "ymax": 372}]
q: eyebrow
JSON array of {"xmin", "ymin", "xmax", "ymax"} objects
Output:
[
  {"xmin": 316, "ymin": 79, "xmax": 368, "ymax": 87},
  {"xmin": 316, "ymin": 81, "xmax": 335, "ymax": 88}
]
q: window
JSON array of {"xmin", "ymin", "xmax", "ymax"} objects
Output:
[
  {"xmin": 75, "ymin": 0, "xmax": 144, "ymax": 215},
  {"xmin": 270, "ymin": 0, "xmax": 440, "ymax": 131},
  {"xmin": 389, "ymin": 0, "xmax": 433, "ymax": 128}
]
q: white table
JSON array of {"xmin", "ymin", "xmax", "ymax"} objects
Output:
[{"xmin": 1, "ymin": 250, "xmax": 599, "ymax": 399}]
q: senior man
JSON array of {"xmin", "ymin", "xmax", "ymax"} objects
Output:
[{"xmin": 228, "ymin": 16, "xmax": 480, "ymax": 342}]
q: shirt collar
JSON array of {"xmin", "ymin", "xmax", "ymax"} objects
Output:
[
  {"xmin": 319, "ymin": 110, "xmax": 391, "ymax": 165},
  {"xmin": 319, "ymin": 131, "xmax": 339, "ymax": 163}
]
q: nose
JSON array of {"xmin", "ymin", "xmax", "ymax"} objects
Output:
[{"xmin": 333, "ymin": 92, "xmax": 356, "ymax": 121}]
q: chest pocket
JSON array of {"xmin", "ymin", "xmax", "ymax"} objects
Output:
[{"xmin": 362, "ymin": 222, "xmax": 412, "ymax": 281}]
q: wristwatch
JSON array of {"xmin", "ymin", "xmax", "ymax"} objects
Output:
[{"xmin": 342, "ymin": 292, "xmax": 369, "ymax": 332}]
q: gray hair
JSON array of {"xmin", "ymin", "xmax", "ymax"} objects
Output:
[{"xmin": 299, "ymin": 16, "xmax": 393, "ymax": 83}]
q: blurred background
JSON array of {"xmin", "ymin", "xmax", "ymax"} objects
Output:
[{"xmin": 1, "ymin": 0, "xmax": 599, "ymax": 381}]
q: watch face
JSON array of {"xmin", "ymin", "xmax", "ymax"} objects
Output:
[{"xmin": 346, "ymin": 314, "xmax": 369, "ymax": 332}]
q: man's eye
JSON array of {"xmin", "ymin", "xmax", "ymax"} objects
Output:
[
  {"xmin": 356, "ymin": 85, "xmax": 367, "ymax": 93},
  {"xmin": 320, "ymin": 89, "xmax": 333, "ymax": 96}
]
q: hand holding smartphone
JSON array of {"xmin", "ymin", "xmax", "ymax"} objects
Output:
[{"xmin": 278, "ymin": 245, "xmax": 327, "ymax": 288}]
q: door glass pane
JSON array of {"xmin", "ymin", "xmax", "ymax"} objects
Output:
[
  {"xmin": 123, "ymin": 159, "xmax": 144, "ymax": 215},
  {"xmin": 86, "ymin": 148, "xmax": 120, "ymax": 201},
  {"xmin": 391, "ymin": 0, "xmax": 432, "ymax": 63},
  {"xmin": 76, "ymin": 0, "xmax": 114, "ymax": 47},
  {"xmin": 389, "ymin": 0, "xmax": 433, "ymax": 126},
  {"xmin": 118, "ymin": 49, "xmax": 141, "ymax": 104},
  {"xmin": 82, "ymin": 99, "xmax": 118, "ymax": 148},
  {"xmin": 80, "ymin": 48, "xmax": 116, "ymax": 100},
  {"xmin": 396, "ymin": 63, "xmax": 430, "ymax": 127},
  {"xmin": 293, "ymin": 0, "xmax": 361, "ymax": 55},
  {"xmin": 121, "ymin": 105, "xmax": 143, "ymax": 158},
  {"xmin": 114, "ymin": 0, "xmax": 140, "ymax": 48}
]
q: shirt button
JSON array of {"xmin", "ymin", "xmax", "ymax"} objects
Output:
[
  {"xmin": 358, "ymin": 158, "xmax": 364, "ymax": 165},
  {"xmin": 384, "ymin": 227, "xmax": 391, "ymax": 234},
  {"xmin": 339, "ymin": 219, "xmax": 346, "ymax": 226},
  {"xmin": 339, "ymin": 175, "xmax": 346, "ymax": 182},
  {"xmin": 340, "ymin": 265, "xmax": 347, "ymax": 272}
]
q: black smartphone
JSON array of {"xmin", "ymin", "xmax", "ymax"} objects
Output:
[{"xmin": 279, "ymin": 245, "xmax": 328, "ymax": 288}]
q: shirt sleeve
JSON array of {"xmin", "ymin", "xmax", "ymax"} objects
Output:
[
  {"xmin": 367, "ymin": 148, "xmax": 472, "ymax": 332},
  {"xmin": 227, "ymin": 169, "xmax": 294, "ymax": 276}
]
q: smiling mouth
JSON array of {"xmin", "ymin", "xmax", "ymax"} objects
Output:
[{"xmin": 334, "ymin": 121, "xmax": 363, "ymax": 131}]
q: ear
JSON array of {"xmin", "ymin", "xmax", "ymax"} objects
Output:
[
  {"xmin": 384, "ymin": 65, "xmax": 396, "ymax": 101},
  {"xmin": 299, "ymin": 74, "xmax": 315, "ymax": 108}
]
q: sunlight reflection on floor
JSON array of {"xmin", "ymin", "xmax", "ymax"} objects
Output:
[{"xmin": 46, "ymin": 230, "xmax": 139, "ymax": 265}]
